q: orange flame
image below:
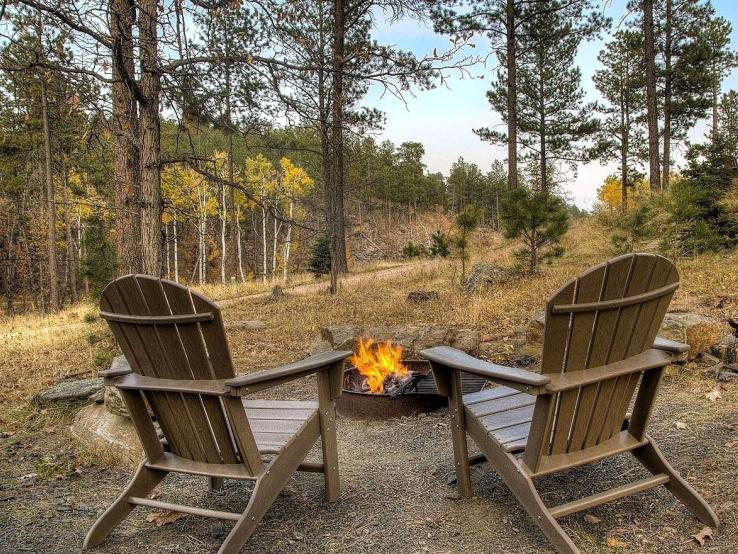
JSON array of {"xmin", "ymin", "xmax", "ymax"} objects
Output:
[{"xmin": 350, "ymin": 337, "xmax": 409, "ymax": 394}]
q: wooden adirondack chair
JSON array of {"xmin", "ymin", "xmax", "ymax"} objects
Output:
[
  {"xmin": 421, "ymin": 253, "xmax": 718, "ymax": 554},
  {"xmin": 84, "ymin": 275, "xmax": 351, "ymax": 553}
]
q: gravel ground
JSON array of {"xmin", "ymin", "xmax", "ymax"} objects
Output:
[{"xmin": 1, "ymin": 376, "xmax": 736, "ymax": 554}]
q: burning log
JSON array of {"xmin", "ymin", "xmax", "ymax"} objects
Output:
[{"xmin": 349, "ymin": 337, "xmax": 410, "ymax": 394}]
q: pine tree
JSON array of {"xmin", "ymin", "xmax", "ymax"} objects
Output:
[
  {"xmin": 481, "ymin": 0, "xmax": 601, "ymax": 192},
  {"xmin": 593, "ymin": 31, "xmax": 647, "ymax": 213},
  {"xmin": 501, "ymin": 188, "xmax": 569, "ymax": 273},
  {"xmin": 657, "ymin": 0, "xmax": 734, "ymax": 189}
]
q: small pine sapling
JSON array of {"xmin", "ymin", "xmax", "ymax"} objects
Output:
[{"xmin": 501, "ymin": 188, "xmax": 569, "ymax": 274}]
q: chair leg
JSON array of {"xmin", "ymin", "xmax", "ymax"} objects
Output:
[
  {"xmin": 493, "ymin": 452, "xmax": 580, "ymax": 554},
  {"xmin": 209, "ymin": 477, "xmax": 224, "ymax": 492},
  {"xmin": 218, "ymin": 457, "xmax": 303, "ymax": 553},
  {"xmin": 317, "ymin": 371, "xmax": 340, "ymax": 501},
  {"xmin": 83, "ymin": 462, "xmax": 167, "ymax": 550},
  {"xmin": 319, "ymin": 416, "xmax": 340, "ymax": 501},
  {"xmin": 633, "ymin": 437, "xmax": 719, "ymax": 528},
  {"xmin": 219, "ymin": 417, "xmax": 320, "ymax": 553}
]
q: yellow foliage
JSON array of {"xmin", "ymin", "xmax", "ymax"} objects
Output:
[
  {"xmin": 161, "ymin": 163, "xmax": 217, "ymax": 224},
  {"xmin": 596, "ymin": 175, "xmax": 651, "ymax": 211}
]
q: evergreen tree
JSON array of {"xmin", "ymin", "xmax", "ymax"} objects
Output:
[
  {"xmin": 308, "ymin": 233, "xmax": 332, "ymax": 277},
  {"xmin": 656, "ymin": 0, "xmax": 734, "ymax": 189},
  {"xmin": 718, "ymin": 90, "xmax": 738, "ymax": 161},
  {"xmin": 501, "ymin": 188, "xmax": 569, "ymax": 273},
  {"xmin": 593, "ymin": 31, "xmax": 647, "ymax": 213},
  {"xmin": 476, "ymin": 0, "xmax": 603, "ymax": 192}
]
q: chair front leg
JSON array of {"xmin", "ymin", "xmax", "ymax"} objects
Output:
[
  {"xmin": 435, "ymin": 367, "xmax": 473, "ymax": 497},
  {"xmin": 84, "ymin": 462, "xmax": 167, "ymax": 549},
  {"xmin": 317, "ymin": 369, "xmax": 340, "ymax": 501}
]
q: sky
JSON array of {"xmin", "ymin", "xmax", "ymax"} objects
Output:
[{"xmin": 365, "ymin": 0, "xmax": 738, "ymax": 209}]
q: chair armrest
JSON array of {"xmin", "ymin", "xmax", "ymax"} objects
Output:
[
  {"xmin": 653, "ymin": 336, "xmax": 689, "ymax": 362},
  {"xmin": 109, "ymin": 373, "xmax": 231, "ymax": 396},
  {"xmin": 225, "ymin": 350, "xmax": 353, "ymax": 393},
  {"xmin": 99, "ymin": 356, "xmax": 133, "ymax": 379},
  {"xmin": 545, "ymin": 349, "xmax": 672, "ymax": 392},
  {"xmin": 420, "ymin": 346, "xmax": 550, "ymax": 393}
]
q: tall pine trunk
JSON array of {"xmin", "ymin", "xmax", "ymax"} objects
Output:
[
  {"xmin": 220, "ymin": 182, "xmax": 227, "ymax": 284},
  {"xmin": 172, "ymin": 217, "xmax": 179, "ymax": 282},
  {"xmin": 643, "ymin": 0, "xmax": 661, "ymax": 192},
  {"xmin": 62, "ymin": 161, "xmax": 77, "ymax": 303},
  {"xmin": 261, "ymin": 200, "xmax": 267, "ymax": 284},
  {"xmin": 505, "ymin": 0, "xmax": 518, "ymax": 190},
  {"xmin": 537, "ymin": 50, "xmax": 547, "ymax": 192},
  {"xmin": 236, "ymin": 207, "xmax": 245, "ymax": 283},
  {"xmin": 39, "ymin": 67, "xmax": 58, "ymax": 309},
  {"xmin": 110, "ymin": 0, "xmax": 142, "ymax": 275},
  {"xmin": 329, "ymin": 0, "xmax": 348, "ymax": 294},
  {"xmin": 620, "ymin": 89, "xmax": 630, "ymax": 214},
  {"xmin": 661, "ymin": 0, "xmax": 672, "ymax": 191},
  {"xmin": 139, "ymin": 0, "xmax": 162, "ymax": 276}
]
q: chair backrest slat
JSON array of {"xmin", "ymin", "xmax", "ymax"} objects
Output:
[
  {"xmin": 100, "ymin": 275, "xmax": 259, "ymax": 473},
  {"xmin": 527, "ymin": 254, "xmax": 678, "ymax": 469}
]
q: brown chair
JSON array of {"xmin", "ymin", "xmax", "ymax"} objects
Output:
[
  {"xmin": 421, "ymin": 253, "xmax": 718, "ymax": 554},
  {"xmin": 84, "ymin": 275, "xmax": 351, "ymax": 554}
]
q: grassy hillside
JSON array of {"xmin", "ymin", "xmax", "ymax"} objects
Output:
[{"xmin": 2, "ymin": 216, "xmax": 736, "ymax": 428}]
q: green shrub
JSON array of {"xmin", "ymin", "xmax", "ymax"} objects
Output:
[
  {"xmin": 661, "ymin": 177, "xmax": 737, "ymax": 256},
  {"xmin": 501, "ymin": 188, "xmax": 569, "ymax": 274},
  {"xmin": 610, "ymin": 202, "xmax": 655, "ymax": 254},
  {"xmin": 402, "ymin": 241, "xmax": 428, "ymax": 259},
  {"xmin": 308, "ymin": 233, "xmax": 332, "ymax": 277},
  {"xmin": 429, "ymin": 231, "xmax": 450, "ymax": 257},
  {"xmin": 454, "ymin": 204, "xmax": 483, "ymax": 279}
]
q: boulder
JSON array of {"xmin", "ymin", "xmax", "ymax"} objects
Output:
[
  {"xmin": 463, "ymin": 263, "xmax": 515, "ymax": 293},
  {"xmin": 320, "ymin": 325, "xmax": 480, "ymax": 357},
  {"xmin": 522, "ymin": 310, "xmax": 726, "ymax": 362},
  {"xmin": 658, "ymin": 312, "xmax": 726, "ymax": 360},
  {"xmin": 711, "ymin": 334, "xmax": 738, "ymax": 365},
  {"xmin": 407, "ymin": 291, "xmax": 440, "ymax": 303},
  {"xmin": 104, "ymin": 386, "xmax": 129, "ymax": 418},
  {"xmin": 70, "ymin": 403, "xmax": 142, "ymax": 466},
  {"xmin": 33, "ymin": 377, "xmax": 103, "ymax": 407}
]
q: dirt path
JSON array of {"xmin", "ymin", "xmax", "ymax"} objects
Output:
[
  {"xmin": 1, "ymin": 377, "xmax": 735, "ymax": 554},
  {"xmin": 217, "ymin": 260, "xmax": 443, "ymax": 309},
  {"xmin": 0, "ymin": 261, "xmax": 440, "ymax": 340}
]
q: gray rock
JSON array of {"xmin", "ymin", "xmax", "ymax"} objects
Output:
[
  {"xmin": 320, "ymin": 324, "xmax": 480, "ymax": 357},
  {"xmin": 104, "ymin": 386, "xmax": 129, "ymax": 418},
  {"xmin": 522, "ymin": 310, "xmax": 726, "ymax": 362},
  {"xmin": 70, "ymin": 403, "xmax": 142, "ymax": 466},
  {"xmin": 407, "ymin": 291, "xmax": 440, "ymax": 303},
  {"xmin": 33, "ymin": 377, "xmax": 103, "ymax": 407},
  {"xmin": 710, "ymin": 334, "xmax": 738, "ymax": 365},
  {"xmin": 226, "ymin": 320, "xmax": 267, "ymax": 330},
  {"xmin": 308, "ymin": 340, "xmax": 333, "ymax": 356},
  {"xmin": 109, "ymin": 355, "xmax": 129, "ymax": 373},
  {"xmin": 462, "ymin": 263, "xmax": 515, "ymax": 293},
  {"xmin": 659, "ymin": 312, "xmax": 726, "ymax": 360}
]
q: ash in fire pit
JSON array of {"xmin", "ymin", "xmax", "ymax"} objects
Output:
[{"xmin": 336, "ymin": 338, "xmax": 486, "ymax": 419}]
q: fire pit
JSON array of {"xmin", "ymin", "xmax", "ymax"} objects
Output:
[{"xmin": 335, "ymin": 338, "xmax": 486, "ymax": 419}]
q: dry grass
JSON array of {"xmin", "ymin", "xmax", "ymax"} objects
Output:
[
  {"xmin": 2, "ymin": 217, "xmax": 737, "ymax": 428},
  {"xmin": 1, "ymin": 216, "xmax": 737, "ymax": 553}
]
